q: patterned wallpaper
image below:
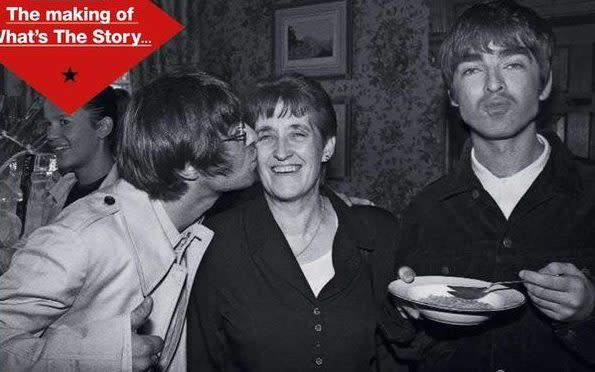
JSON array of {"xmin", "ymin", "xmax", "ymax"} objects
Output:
[{"xmin": 200, "ymin": 0, "xmax": 446, "ymax": 214}]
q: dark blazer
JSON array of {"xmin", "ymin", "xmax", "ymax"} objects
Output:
[
  {"xmin": 187, "ymin": 190, "xmax": 415, "ymax": 372},
  {"xmin": 400, "ymin": 133, "xmax": 595, "ymax": 371}
]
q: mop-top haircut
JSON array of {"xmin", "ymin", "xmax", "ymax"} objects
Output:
[
  {"xmin": 117, "ymin": 71, "xmax": 242, "ymax": 201},
  {"xmin": 439, "ymin": 0, "xmax": 554, "ymax": 92}
]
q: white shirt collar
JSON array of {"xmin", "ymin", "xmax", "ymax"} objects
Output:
[{"xmin": 471, "ymin": 134, "xmax": 551, "ymax": 219}]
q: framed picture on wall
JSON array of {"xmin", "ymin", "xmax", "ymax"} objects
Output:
[
  {"xmin": 274, "ymin": 1, "xmax": 350, "ymax": 78},
  {"xmin": 327, "ymin": 100, "xmax": 350, "ymax": 179}
]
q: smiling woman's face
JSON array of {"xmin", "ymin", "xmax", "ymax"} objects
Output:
[
  {"xmin": 43, "ymin": 100, "xmax": 101, "ymax": 174},
  {"xmin": 255, "ymin": 102, "xmax": 334, "ymax": 202}
]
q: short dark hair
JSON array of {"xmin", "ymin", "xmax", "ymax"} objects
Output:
[
  {"xmin": 85, "ymin": 86, "xmax": 121, "ymax": 154},
  {"xmin": 245, "ymin": 74, "xmax": 336, "ymax": 144},
  {"xmin": 113, "ymin": 88, "xmax": 131, "ymax": 123},
  {"xmin": 116, "ymin": 71, "xmax": 241, "ymax": 201},
  {"xmin": 440, "ymin": 0, "xmax": 554, "ymax": 91}
]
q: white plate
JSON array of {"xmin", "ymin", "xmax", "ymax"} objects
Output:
[{"xmin": 388, "ymin": 276, "xmax": 526, "ymax": 326}]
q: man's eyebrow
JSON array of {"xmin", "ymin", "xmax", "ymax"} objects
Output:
[
  {"xmin": 497, "ymin": 46, "xmax": 532, "ymax": 59},
  {"xmin": 289, "ymin": 123, "xmax": 310, "ymax": 130},
  {"xmin": 458, "ymin": 52, "xmax": 482, "ymax": 64}
]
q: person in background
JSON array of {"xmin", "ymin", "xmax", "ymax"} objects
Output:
[
  {"xmin": 187, "ymin": 74, "xmax": 418, "ymax": 372},
  {"xmin": 0, "ymin": 87, "xmax": 129, "ymax": 274},
  {"xmin": 399, "ymin": 1, "xmax": 595, "ymax": 371},
  {"xmin": 29, "ymin": 87, "xmax": 128, "ymax": 229},
  {"xmin": 0, "ymin": 71, "xmax": 257, "ymax": 371}
]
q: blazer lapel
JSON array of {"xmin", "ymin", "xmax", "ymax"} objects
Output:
[
  {"xmin": 243, "ymin": 190, "xmax": 374, "ymax": 303},
  {"xmin": 244, "ymin": 193, "xmax": 316, "ymax": 302},
  {"xmin": 318, "ymin": 190, "xmax": 370, "ymax": 301}
]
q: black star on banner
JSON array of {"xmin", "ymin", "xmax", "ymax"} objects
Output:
[{"xmin": 62, "ymin": 67, "xmax": 78, "ymax": 82}]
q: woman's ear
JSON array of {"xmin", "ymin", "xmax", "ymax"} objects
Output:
[
  {"xmin": 95, "ymin": 117, "xmax": 114, "ymax": 139},
  {"xmin": 322, "ymin": 136, "xmax": 336, "ymax": 163},
  {"xmin": 178, "ymin": 163, "xmax": 200, "ymax": 181}
]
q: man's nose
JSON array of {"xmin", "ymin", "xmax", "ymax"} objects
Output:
[{"xmin": 485, "ymin": 67, "xmax": 504, "ymax": 93}]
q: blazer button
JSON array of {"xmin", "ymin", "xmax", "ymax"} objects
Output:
[
  {"xmin": 565, "ymin": 329, "xmax": 577, "ymax": 342},
  {"xmin": 441, "ymin": 266, "xmax": 450, "ymax": 275},
  {"xmin": 314, "ymin": 324, "xmax": 322, "ymax": 332},
  {"xmin": 104, "ymin": 195, "xmax": 116, "ymax": 205},
  {"xmin": 471, "ymin": 189, "xmax": 480, "ymax": 199},
  {"xmin": 315, "ymin": 357, "xmax": 323, "ymax": 366},
  {"xmin": 502, "ymin": 237, "xmax": 513, "ymax": 249},
  {"xmin": 313, "ymin": 307, "xmax": 321, "ymax": 316}
]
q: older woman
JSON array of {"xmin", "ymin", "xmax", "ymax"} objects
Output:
[{"xmin": 187, "ymin": 74, "xmax": 415, "ymax": 371}]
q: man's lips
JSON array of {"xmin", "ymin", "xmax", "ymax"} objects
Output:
[
  {"xmin": 271, "ymin": 164, "xmax": 302, "ymax": 174},
  {"xmin": 482, "ymin": 99, "xmax": 511, "ymax": 115}
]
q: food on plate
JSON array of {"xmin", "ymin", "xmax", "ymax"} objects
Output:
[{"xmin": 421, "ymin": 294, "xmax": 494, "ymax": 311}]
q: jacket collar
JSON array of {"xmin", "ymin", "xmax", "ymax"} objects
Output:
[
  {"xmin": 48, "ymin": 165, "xmax": 119, "ymax": 202},
  {"xmin": 438, "ymin": 132, "xmax": 583, "ymax": 201},
  {"xmin": 48, "ymin": 172, "xmax": 77, "ymax": 203},
  {"xmin": 242, "ymin": 186, "xmax": 373, "ymax": 302},
  {"xmin": 112, "ymin": 179, "xmax": 212, "ymax": 296}
]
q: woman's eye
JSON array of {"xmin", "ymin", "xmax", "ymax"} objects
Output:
[
  {"xmin": 505, "ymin": 62, "xmax": 524, "ymax": 70},
  {"xmin": 59, "ymin": 118, "xmax": 72, "ymax": 126},
  {"xmin": 461, "ymin": 67, "xmax": 480, "ymax": 76},
  {"xmin": 257, "ymin": 134, "xmax": 272, "ymax": 142}
]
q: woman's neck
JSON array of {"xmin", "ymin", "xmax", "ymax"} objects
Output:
[
  {"xmin": 74, "ymin": 149, "xmax": 114, "ymax": 185},
  {"xmin": 265, "ymin": 189, "xmax": 324, "ymax": 238}
]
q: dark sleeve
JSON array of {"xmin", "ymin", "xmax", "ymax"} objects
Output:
[
  {"xmin": 187, "ymin": 248, "xmax": 228, "ymax": 371},
  {"xmin": 552, "ymin": 265, "xmax": 595, "ymax": 365},
  {"xmin": 206, "ymin": 183, "xmax": 262, "ymax": 217},
  {"xmin": 552, "ymin": 223, "xmax": 595, "ymax": 365},
  {"xmin": 397, "ymin": 202, "xmax": 424, "ymax": 268},
  {"xmin": 348, "ymin": 206, "xmax": 433, "ymax": 368},
  {"xmin": 553, "ymin": 314, "xmax": 595, "ymax": 365},
  {"xmin": 377, "ymin": 202, "xmax": 458, "ymax": 366}
]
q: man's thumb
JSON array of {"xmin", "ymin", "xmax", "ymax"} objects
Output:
[
  {"xmin": 398, "ymin": 266, "xmax": 416, "ymax": 283},
  {"xmin": 131, "ymin": 297, "xmax": 153, "ymax": 330}
]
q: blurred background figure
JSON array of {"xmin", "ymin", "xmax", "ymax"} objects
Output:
[
  {"xmin": 0, "ymin": 87, "xmax": 129, "ymax": 272},
  {"xmin": 23, "ymin": 87, "xmax": 129, "ymax": 235}
]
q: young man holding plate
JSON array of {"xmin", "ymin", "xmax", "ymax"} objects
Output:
[{"xmin": 399, "ymin": 1, "xmax": 595, "ymax": 370}]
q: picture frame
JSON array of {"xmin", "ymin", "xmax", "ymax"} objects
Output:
[
  {"xmin": 274, "ymin": 1, "xmax": 350, "ymax": 78},
  {"xmin": 327, "ymin": 100, "xmax": 351, "ymax": 179}
]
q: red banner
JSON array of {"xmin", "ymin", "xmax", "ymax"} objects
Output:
[{"xmin": 0, "ymin": 1, "xmax": 184, "ymax": 113}]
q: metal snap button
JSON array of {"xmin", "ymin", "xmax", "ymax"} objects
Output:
[{"xmin": 104, "ymin": 195, "xmax": 115, "ymax": 205}]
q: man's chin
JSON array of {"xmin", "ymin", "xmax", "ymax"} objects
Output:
[
  {"xmin": 228, "ymin": 170, "xmax": 258, "ymax": 191},
  {"xmin": 241, "ymin": 171, "xmax": 258, "ymax": 188},
  {"xmin": 56, "ymin": 160, "xmax": 74, "ymax": 175}
]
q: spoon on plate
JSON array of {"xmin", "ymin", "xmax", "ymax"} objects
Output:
[{"xmin": 447, "ymin": 280, "xmax": 525, "ymax": 300}]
